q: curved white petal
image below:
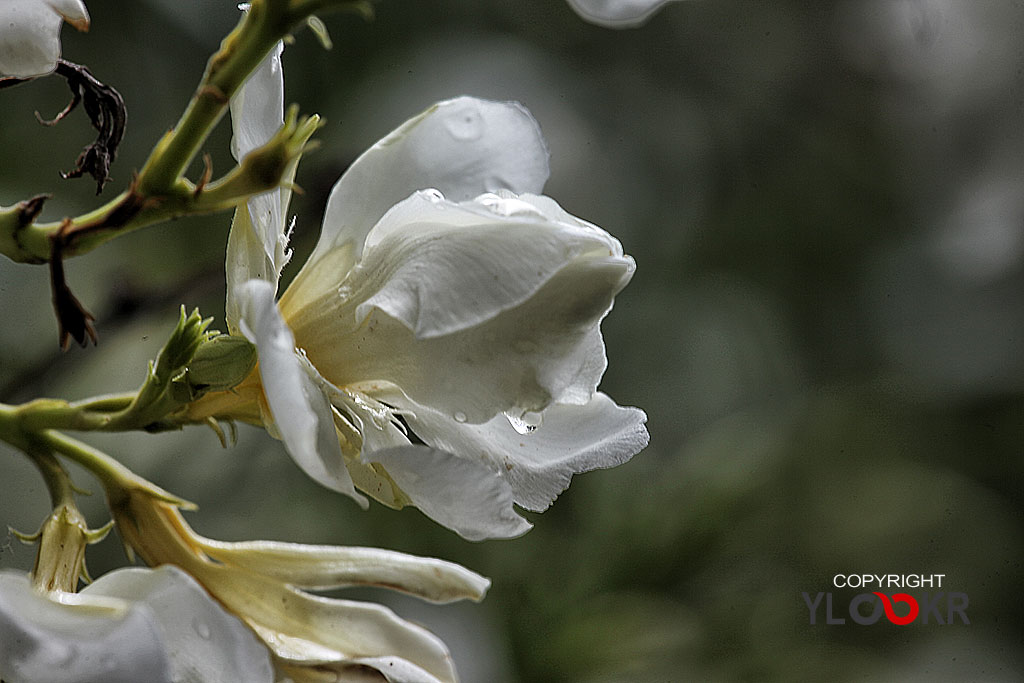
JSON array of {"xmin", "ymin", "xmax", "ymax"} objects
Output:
[
  {"xmin": 48, "ymin": 1, "xmax": 90, "ymax": 30},
  {"xmin": 300, "ymin": 96, "xmax": 550, "ymax": 276},
  {"xmin": 566, "ymin": 0, "xmax": 678, "ymax": 28},
  {"xmin": 200, "ymin": 567, "xmax": 457, "ymax": 683},
  {"xmin": 348, "ymin": 656, "xmax": 448, "ymax": 683},
  {"xmin": 0, "ymin": 570, "xmax": 170, "ymax": 683},
  {"xmin": 0, "ymin": 566, "xmax": 273, "ymax": 683},
  {"xmin": 383, "ymin": 391, "xmax": 649, "ymax": 512},
  {"xmin": 369, "ymin": 445, "xmax": 532, "ymax": 541},
  {"xmin": 226, "ymin": 41, "xmax": 289, "ymax": 331},
  {"xmin": 229, "ymin": 42, "xmax": 284, "ymax": 162},
  {"xmin": 355, "ymin": 191, "xmax": 626, "ymax": 340},
  {"xmin": 196, "ymin": 539, "xmax": 489, "ymax": 602},
  {"xmin": 236, "ymin": 279, "xmax": 367, "ymax": 508},
  {"xmin": 84, "ymin": 566, "xmax": 274, "ymax": 683},
  {"xmin": 0, "ymin": 0, "xmax": 89, "ymax": 77},
  {"xmin": 283, "ymin": 191, "xmax": 634, "ymax": 423}
]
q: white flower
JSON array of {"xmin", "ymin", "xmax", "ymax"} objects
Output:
[
  {"xmin": 220, "ymin": 49, "xmax": 649, "ymax": 541},
  {"xmin": 0, "ymin": 0, "xmax": 90, "ymax": 78},
  {"xmin": 106, "ymin": 480, "xmax": 489, "ymax": 683},
  {"xmin": 566, "ymin": 0, "xmax": 679, "ymax": 28},
  {"xmin": 0, "ymin": 565, "xmax": 274, "ymax": 683}
]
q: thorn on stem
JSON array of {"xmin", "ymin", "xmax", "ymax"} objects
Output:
[
  {"xmin": 16, "ymin": 194, "xmax": 50, "ymax": 226},
  {"xmin": 49, "ymin": 220, "xmax": 98, "ymax": 351},
  {"xmin": 194, "ymin": 153, "xmax": 214, "ymax": 198}
]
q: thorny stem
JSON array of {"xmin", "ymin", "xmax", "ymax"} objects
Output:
[{"xmin": 0, "ymin": 0, "xmax": 356, "ymax": 265}]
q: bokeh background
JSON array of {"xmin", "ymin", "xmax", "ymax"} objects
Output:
[{"xmin": 2, "ymin": 1, "xmax": 1023, "ymax": 680}]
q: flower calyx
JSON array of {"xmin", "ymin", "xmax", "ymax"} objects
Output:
[{"xmin": 13, "ymin": 503, "xmax": 112, "ymax": 593}]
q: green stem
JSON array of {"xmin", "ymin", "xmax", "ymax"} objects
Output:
[
  {"xmin": 135, "ymin": 0, "xmax": 292, "ymax": 193},
  {"xmin": 0, "ymin": 0, "xmax": 348, "ymax": 264},
  {"xmin": 34, "ymin": 429, "xmax": 192, "ymax": 509},
  {"xmin": 24, "ymin": 449, "xmax": 76, "ymax": 509}
]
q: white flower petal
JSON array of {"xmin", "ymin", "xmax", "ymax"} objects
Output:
[
  {"xmin": 0, "ymin": 570, "xmax": 171, "ymax": 683},
  {"xmin": 384, "ymin": 391, "xmax": 649, "ymax": 512},
  {"xmin": 566, "ymin": 0, "xmax": 678, "ymax": 28},
  {"xmin": 302, "ymin": 96, "xmax": 550, "ymax": 274},
  {"xmin": 229, "ymin": 42, "xmax": 284, "ymax": 162},
  {"xmin": 356, "ymin": 191, "xmax": 626, "ymax": 340},
  {"xmin": 48, "ymin": 0, "xmax": 90, "ymax": 30},
  {"xmin": 196, "ymin": 539, "xmax": 490, "ymax": 603},
  {"xmin": 326, "ymin": 384, "xmax": 411, "ymax": 455},
  {"xmin": 236, "ymin": 279, "xmax": 367, "ymax": 508},
  {"xmin": 200, "ymin": 567, "xmax": 457, "ymax": 683},
  {"xmin": 0, "ymin": 0, "xmax": 89, "ymax": 77},
  {"xmin": 348, "ymin": 656, "xmax": 448, "ymax": 683},
  {"xmin": 84, "ymin": 566, "xmax": 274, "ymax": 683},
  {"xmin": 283, "ymin": 192, "xmax": 635, "ymax": 423},
  {"xmin": 368, "ymin": 445, "xmax": 532, "ymax": 541},
  {"xmin": 226, "ymin": 202, "xmax": 281, "ymax": 333},
  {"xmin": 226, "ymin": 41, "xmax": 289, "ymax": 329}
]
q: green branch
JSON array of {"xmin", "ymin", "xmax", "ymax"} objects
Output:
[{"xmin": 0, "ymin": 0, "xmax": 354, "ymax": 265}]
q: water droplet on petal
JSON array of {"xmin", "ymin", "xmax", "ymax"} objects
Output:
[
  {"xmin": 506, "ymin": 411, "xmax": 542, "ymax": 434},
  {"xmin": 453, "ymin": 412, "xmax": 467, "ymax": 423},
  {"xmin": 475, "ymin": 193, "xmax": 545, "ymax": 219},
  {"xmin": 192, "ymin": 616, "xmax": 211, "ymax": 640},
  {"xmin": 444, "ymin": 107, "xmax": 484, "ymax": 141},
  {"xmin": 420, "ymin": 188, "xmax": 445, "ymax": 203},
  {"xmin": 57, "ymin": 644, "xmax": 78, "ymax": 667}
]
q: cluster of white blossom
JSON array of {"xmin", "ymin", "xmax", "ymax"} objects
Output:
[{"xmin": 0, "ymin": 1, "xmax": 659, "ymax": 681}]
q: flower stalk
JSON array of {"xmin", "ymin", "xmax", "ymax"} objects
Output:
[
  {"xmin": 0, "ymin": 0, "xmax": 351, "ymax": 266},
  {"xmin": 12, "ymin": 450, "xmax": 112, "ymax": 593}
]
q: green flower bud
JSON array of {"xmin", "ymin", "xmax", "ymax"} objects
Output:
[
  {"xmin": 188, "ymin": 334, "xmax": 257, "ymax": 391},
  {"xmin": 169, "ymin": 334, "xmax": 256, "ymax": 402}
]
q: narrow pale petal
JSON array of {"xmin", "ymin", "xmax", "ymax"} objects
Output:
[
  {"xmin": 566, "ymin": 0, "xmax": 678, "ymax": 28},
  {"xmin": 283, "ymin": 192, "xmax": 635, "ymax": 423},
  {"xmin": 384, "ymin": 391, "xmax": 649, "ymax": 512},
  {"xmin": 226, "ymin": 41, "xmax": 289, "ymax": 330},
  {"xmin": 368, "ymin": 445, "xmax": 533, "ymax": 541},
  {"xmin": 229, "ymin": 42, "xmax": 284, "ymax": 162},
  {"xmin": 347, "ymin": 656, "xmax": 449, "ymax": 683},
  {"xmin": 0, "ymin": 570, "xmax": 171, "ymax": 683},
  {"xmin": 84, "ymin": 566, "xmax": 275, "ymax": 683},
  {"xmin": 295, "ymin": 96, "xmax": 550, "ymax": 282},
  {"xmin": 196, "ymin": 539, "xmax": 490, "ymax": 603},
  {"xmin": 236, "ymin": 279, "xmax": 367, "ymax": 508},
  {"xmin": 199, "ymin": 566, "xmax": 457, "ymax": 683}
]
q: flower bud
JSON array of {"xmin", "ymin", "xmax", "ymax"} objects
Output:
[
  {"xmin": 23, "ymin": 504, "xmax": 109, "ymax": 593},
  {"xmin": 184, "ymin": 334, "xmax": 257, "ymax": 393}
]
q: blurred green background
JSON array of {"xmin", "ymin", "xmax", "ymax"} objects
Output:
[{"xmin": 2, "ymin": 1, "xmax": 1023, "ymax": 680}]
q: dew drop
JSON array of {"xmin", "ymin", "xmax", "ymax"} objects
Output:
[
  {"xmin": 420, "ymin": 188, "xmax": 445, "ymax": 203},
  {"xmin": 506, "ymin": 411, "xmax": 542, "ymax": 434},
  {"xmin": 444, "ymin": 107, "xmax": 484, "ymax": 141},
  {"xmin": 453, "ymin": 412, "xmax": 467, "ymax": 423},
  {"xmin": 192, "ymin": 616, "xmax": 211, "ymax": 640},
  {"xmin": 475, "ymin": 192, "xmax": 544, "ymax": 219},
  {"xmin": 56, "ymin": 644, "xmax": 78, "ymax": 667}
]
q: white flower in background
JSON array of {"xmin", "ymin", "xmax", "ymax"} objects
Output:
[
  {"xmin": 0, "ymin": 565, "xmax": 274, "ymax": 683},
  {"xmin": 0, "ymin": 0, "xmax": 90, "ymax": 78},
  {"xmin": 566, "ymin": 0, "xmax": 679, "ymax": 28},
  {"xmin": 220, "ymin": 47, "xmax": 649, "ymax": 541}
]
